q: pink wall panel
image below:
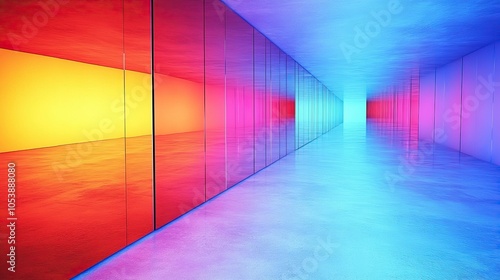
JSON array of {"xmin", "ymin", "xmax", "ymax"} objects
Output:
[{"xmin": 410, "ymin": 73, "xmax": 420, "ymax": 140}]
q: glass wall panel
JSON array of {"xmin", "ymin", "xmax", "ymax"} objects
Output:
[
  {"xmin": 493, "ymin": 42, "xmax": 500, "ymax": 165},
  {"xmin": 434, "ymin": 59, "xmax": 462, "ymax": 150},
  {"xmin": 269, "ymin": 42, "xmax": 281, "ymax": 163},
  {"xmin": 154, "ymin": 0, "xmax": 206, "ymax": 226},
  {"xmin": 286, "ymin": 57, "xmax": 296, "ymax": 154},
  {"xmin": 314, "ymin": 78, "xmax": 318, "ymax": 137},
  {"xmin": 0, "ymin": 0, "xmax": 127, "ymax": 278},
  {"xmin": 279, "ymin": 50, "xmax": 287, "ymax": 158},
  {"xmin": 299, "ymin": 70, "xmax": 306, "ymax": 146},
  {"xmin": 226, "ymin": 8, "xmax": 254, "ymax": 187},
  {"xmin": 326, "ymin": 89, "xmax": 331, "ymax": 131},
  {"xmin": 419, "ymin": 71, "xmax": 436, "ymax": 142},
  {"xmin": 460, "ymin": 45, "xmax": 495, "ymax": 162},
  {"xmin": 323, "ymin": 86, "xmax": 326, "ymax": 131},
  {"xmin": 305, "ymin": 72, "xmax": 312, "ymax": 143},
  {"xmin": 310, "ymin": 78, "xmax": 316, "ymax": 140},
  {"xmin": 254, "ymin": 30, "xmax": 268, "ymax": 171},
  {"xmin": 410, "ymin": 73, "xmax": 420, "ymax": 141},
  {"xmin": 205, "ymin": 0, "xmax": 227, "ymax": 199},
  {"xmin": 124, "ymin": 0, "xmax": 154, "ymax": 244},
  {"xmin": 295, "ymin": 65, "xmax": 302, "ymax": 148}
]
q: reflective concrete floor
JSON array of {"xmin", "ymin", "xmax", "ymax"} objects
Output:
[{"xmin": 75, "ymin": 123, "xmax": 500, "ymax": 280}]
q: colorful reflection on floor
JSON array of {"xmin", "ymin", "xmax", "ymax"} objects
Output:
[
  {"xmin": 0, "ymin": 137, "xmax": 128, "ymax": 279},
  {"xmin": 75, "ymin": 123, "xmax": 500, "ymax": 280}
]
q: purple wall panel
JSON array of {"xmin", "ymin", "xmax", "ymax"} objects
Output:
[
  {"xmin": 225, "ymin": 8, "xmax": 254, "ymax": 187},
  {"xmin": 254, "ymin": 30, "xmax": 267, "ymax": 172},
  {"xmin": 460, "ymin": 45, "xmax": 495, "ymax": 162},
  {"xmin": 419, "ymin": 72, "xmax": 434, "ymax": 141},
  {"xmin": 434, "ymin": 59, "xmax": 462, "ymax": 150},
  {"xmin": 493, "ymin": 42, "xmax": 500, "ymax": 165}
]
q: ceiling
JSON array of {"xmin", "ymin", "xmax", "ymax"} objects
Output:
[
  {"xmin": 2, "ymin": 0, "xmax": 500, "ymax": 100},
  {"xmin": 222, "ymin": 0, "xmax": 500, "ymax": 99}
]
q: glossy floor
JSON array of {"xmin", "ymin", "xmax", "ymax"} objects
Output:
[{"xmin": 75, "ymin": 123, "xmax": 500, "ymax": 279}]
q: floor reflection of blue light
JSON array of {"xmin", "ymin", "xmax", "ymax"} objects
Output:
[{"xmin": 75, "ymin": 123, "xmax": 500, "ymax": 279}]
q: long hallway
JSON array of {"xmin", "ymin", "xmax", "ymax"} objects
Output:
[{"xmin": 76, "ymin": 124, "xmax": 500, "ymax": 280}]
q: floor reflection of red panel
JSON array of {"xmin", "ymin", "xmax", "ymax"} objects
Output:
[
  {"xmin": 206, "ymin": 129, "xmax": 227, "ymax": 200},
  {"xmin": 0, "ymin": 136, "xmax": 152, "ymax": 279},
  {"xmin": 125, "ymin": 136, "xmax": 154, "ymax": 243},
  {"xmin": 155, "ymin": 131, "xmax": 206, "ymax": 227}
]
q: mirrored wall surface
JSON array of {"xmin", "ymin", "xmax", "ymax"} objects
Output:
[
  {"xmin": 0, "ymin": 0, "xmax": 343, "ymax": 278},
  {"xmin": 0, "ymin": 0, "xmax": 153, "ymax": 278}
]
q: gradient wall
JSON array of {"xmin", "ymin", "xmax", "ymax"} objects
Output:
[
  {"xmin": 0, "ymin": 1, "xmax": 153, "ymax": 279},
  {"xmin": 370, "ymin": 41, "xmax": 500, "ymax": 165},
  {"xmin": 418, "ymin": 41, "xmax": 500, "ymax": 164},
  {"xmin": 0, "ymin": 0, "xmax": 342, "ymax": 278}
]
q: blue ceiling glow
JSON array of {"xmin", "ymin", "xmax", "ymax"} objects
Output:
[{"xmin": 222, "ymin": 0, "xmax": 500, "ymax": 98}]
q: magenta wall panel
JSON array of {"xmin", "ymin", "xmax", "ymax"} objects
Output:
[
  {"xmin": 403, "ymin": 83, "xmax": 411, "ymax": 128},
  {"xmin": 254, "ymin": 30, "xmax": 268, "ymax": 172},
  {"xmin": 460, "ymin": 45, "xmax": 495, "ymax": 162},
  {"xmin": 434, "ymin": 59, "xmax": 462, "ymax": 150},
  {"xmin": 493, "ymin": 42, "xmax": 500, "ymax": 165},
  {"xmin": 225, "ymin": 8, "xmax": 255, "ymax": 187},
  {"xmin": 410, "ymin": 73, "xmax": 420, "ymax": 140},
  {"xmin": 419, "ymin": 71, "xmax": 436, "ymax": 142},
  {"xmin": 396, "ymin": 86, "xmax": 406, "ymax": 127},
  {"xmin": 268, "ymin": 42, "xmax": 281, "ymax": 163}
]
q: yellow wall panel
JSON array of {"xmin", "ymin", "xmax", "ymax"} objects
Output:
[{"xmin": 0, "ymin": 48, "xmax": 154, "ymax": 153}]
